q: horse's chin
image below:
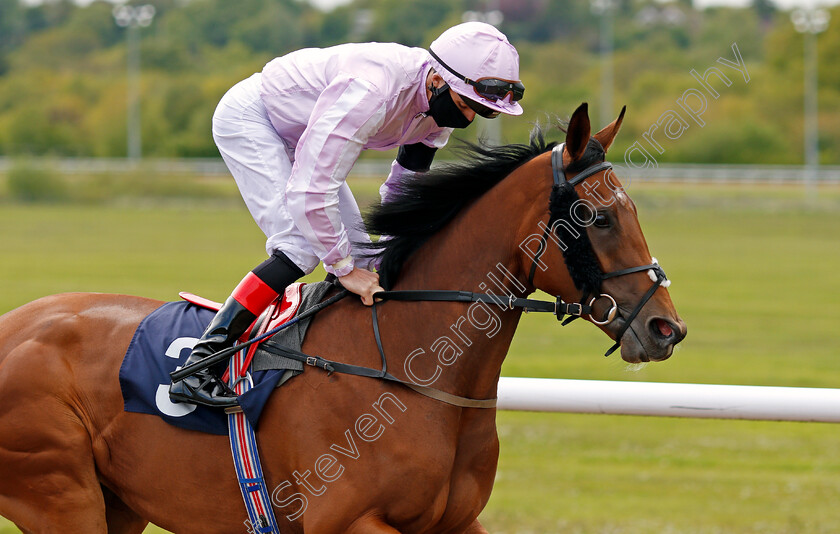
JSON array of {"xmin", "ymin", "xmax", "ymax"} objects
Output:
[{"xmin": 617, "ymin": 324, "xmax": 675, "ymax": 364}]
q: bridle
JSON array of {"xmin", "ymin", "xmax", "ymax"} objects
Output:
[
  {"xmin": 173, "ymin": 142, "xmax": 671, "ymax": 408},
  {"xmin": 527, "ymin": 143, "xmax": 668, "ymax": 357}
]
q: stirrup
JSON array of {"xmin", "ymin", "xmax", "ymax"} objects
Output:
[{"xmin": 170, "ymin": 370, "xmax": 240, "ymax": 408}]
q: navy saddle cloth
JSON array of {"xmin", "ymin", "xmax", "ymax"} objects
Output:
[{"xmin": 119, "ymin": 283, "xmax": 329, "ymax": 435}]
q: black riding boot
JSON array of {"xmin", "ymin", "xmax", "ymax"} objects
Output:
[
  {"xmin": 168, "ymin": 297, "xmax": 256, "ymax": 408},
  {"xmin": 169, "ymin": 251, "xmax": 304, "ymax": 408}
]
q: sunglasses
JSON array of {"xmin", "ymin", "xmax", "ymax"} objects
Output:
[
  {"xmin": 429, "ymin": 49, "xmax": 525, "ymax": 104},
  {"xmin": 464, "ymin": 77, "xmax": 525, "ymax": 103},
  {"xmin": 462, "ymin": 95, "xmax": 501, "ymax": 119}
]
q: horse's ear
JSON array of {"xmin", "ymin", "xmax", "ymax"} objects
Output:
[
  {"xmin": 593, "ymin": 105, "xmax": 626, "ymax": 153},
  {"xmin": 565, "ymin": 103, "xmax": 591, "ymax": 162}
]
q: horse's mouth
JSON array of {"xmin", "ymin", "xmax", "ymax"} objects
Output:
[{"xmin": 614, "ymin": 314, "xmax": 685, "ymax": 364}]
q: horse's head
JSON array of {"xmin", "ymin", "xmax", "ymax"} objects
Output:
[{"xmin": 520, "ymin": 103, "xmax": 686, "ymax": 363}]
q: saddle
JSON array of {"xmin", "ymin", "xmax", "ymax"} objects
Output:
[{"xmin": 179, "ymin": 283, "xmax": 305, "ymax": 384}]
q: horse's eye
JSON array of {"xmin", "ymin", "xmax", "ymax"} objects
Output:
[{"xmin": 594, "ymin": 212, "xmax": 611, "ymax": 228}]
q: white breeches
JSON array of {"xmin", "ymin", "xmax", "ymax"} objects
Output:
[{"xmin": 211, "ymin": 73, "xmax": 370, "ymax": 274}]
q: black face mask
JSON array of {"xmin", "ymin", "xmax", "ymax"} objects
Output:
[{"xmin": 427, "ymin": 83, "xmax": 472, "ymax": 129}]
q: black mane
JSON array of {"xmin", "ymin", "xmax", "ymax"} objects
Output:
[
  {"xmin": 360, "ymin": 125, "xmax": 608, "ymax": 290},
  {"xmin": 361, "ymin": 127, "xmax": 555, "ymax": 288}
]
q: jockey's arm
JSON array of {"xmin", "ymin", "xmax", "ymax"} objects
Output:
[
  {"xmin": 379, "ymin": 142, "xmax": 438, "ymax": 204},
  {"xmin": 284, "ymin": 76, "xmax": 386, "ymax": 302}
]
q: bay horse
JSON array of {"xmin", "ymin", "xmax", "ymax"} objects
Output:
[{"xmin": 0, "ymin": 104, "xmax": 685, "ymax": 534}]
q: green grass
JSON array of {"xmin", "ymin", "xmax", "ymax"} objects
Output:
[{"xmin": 1, "ymin": 182, "xmax": 840, "ymax": 533}]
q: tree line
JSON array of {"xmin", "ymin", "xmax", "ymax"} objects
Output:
[{"xmin": 0, "ymin": 0, "xmax": 837, "ymax": 164}]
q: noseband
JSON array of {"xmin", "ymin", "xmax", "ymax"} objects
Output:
[{"xmin": 527, "ymin": 143, "xmax": 668, "ymax": 357}]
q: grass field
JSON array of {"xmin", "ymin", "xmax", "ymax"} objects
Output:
[{"xmin": 1, "ymin": 181, "xmax": 839, "ymax": 533}]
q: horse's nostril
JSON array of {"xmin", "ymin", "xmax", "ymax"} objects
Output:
[{"xmin": 649, "ymin": 318, "xmax": 675, "ymax": 340}]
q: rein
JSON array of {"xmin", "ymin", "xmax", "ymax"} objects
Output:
[
  {"xmin": 252, "ymin": 288, "xmax": 586, "ymax": 410},
  {"xmin": 173, "ymin": 144, "xmax": 668, "ymax": 407}
]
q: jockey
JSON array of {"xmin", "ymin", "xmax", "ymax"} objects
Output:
[{"xmin": 169, "ymin": 22, "xmax": 525, "ymax": 408}]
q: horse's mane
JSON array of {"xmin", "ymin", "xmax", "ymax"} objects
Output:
[
  {"xmin": 361, "ymin": 124, "xmax": 606, "ymax": 289},
  {"xmin": 359, "ymin": 126, "xmax": 551, "ymax": 288}
]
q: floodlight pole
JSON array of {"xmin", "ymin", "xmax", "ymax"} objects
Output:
[
  {"xmin": 126, "ymin": 22, "xmax": 141, "ymax": 161},
  {"xmin": 791, "ymin": 7, "xmax": 829, "ymax": 198},
  {"xmin": 591, "ymin": 0, "xmax": 615, "ymax": 129},
  {"xmin": 113, "ymin": 4, "xmax": 156, "ymax": 162}
]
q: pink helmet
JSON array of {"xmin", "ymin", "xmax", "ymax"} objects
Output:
[{"xmin": 429, "ymin": 22, "xmax": 524, "ymax": 116}]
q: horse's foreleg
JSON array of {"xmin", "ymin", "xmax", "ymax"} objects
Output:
[
  {"xmin": 342, "ymin": 514, "xmax": 403, "ymax": 534},
  {"xmin": 461, "ymin": 518, "xmax": 490, "ymax": 533},
  {"xmin": 341, "ymin": 516, "xmax": 489, "ymax": 533},
  {"xmin": 102, "ymin": 485, "xmax": 148, "ymax": 534}
]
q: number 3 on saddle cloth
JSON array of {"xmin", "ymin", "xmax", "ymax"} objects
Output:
[{"xmin": 118, "ymin": 283, "xmax": 306, "ymax": 436}]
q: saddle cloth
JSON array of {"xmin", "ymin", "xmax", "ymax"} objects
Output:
[{"xmin": 119, "ymin": 282, "xmax": 332, "ymax": 435}]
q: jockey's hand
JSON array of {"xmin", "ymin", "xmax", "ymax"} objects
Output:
[{"xmin": 338, "ymin": 267, "xmax": 384, "ymax": 306}]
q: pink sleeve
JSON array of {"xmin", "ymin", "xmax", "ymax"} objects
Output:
[
  {"xmin": 380, "ymin": 159, "xmax": 414, "ymax": 204},
  {"xmin": 424, "ymin": 127, "xmax": 452, "ymax": 149},
  {"xmin": 285, "ymin": 77, "xmax": 387, "ymax": 275}
]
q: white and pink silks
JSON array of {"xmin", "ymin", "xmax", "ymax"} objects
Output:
[{"xmin": 212, "ymin": 42, "xmax": 452, "ymax": 277}]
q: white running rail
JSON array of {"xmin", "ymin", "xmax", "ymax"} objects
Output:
[{"xmin": 496, "ymin": 377, "xmax": 840, "ymax": 423}]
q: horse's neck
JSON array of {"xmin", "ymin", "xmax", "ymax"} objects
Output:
[{"xmin": 390, "ymin": 172, "xmax": 539, "ymax": 400}]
